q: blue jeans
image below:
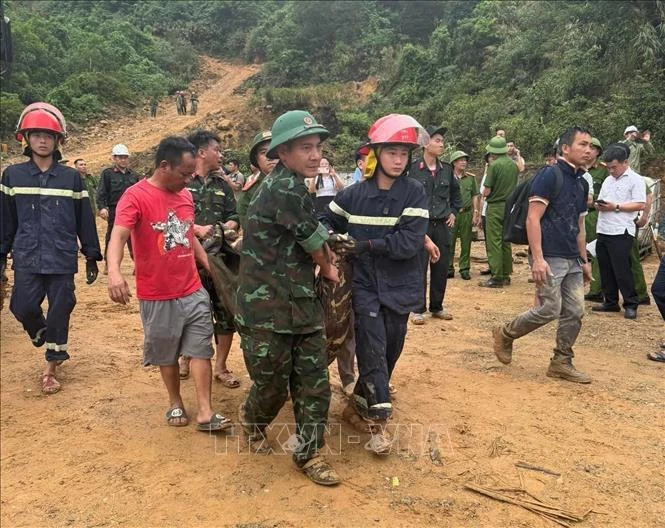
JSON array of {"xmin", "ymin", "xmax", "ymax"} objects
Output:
[{"xmin": 505, "ymin": 257, "xmax": 584, "ymax": 359}]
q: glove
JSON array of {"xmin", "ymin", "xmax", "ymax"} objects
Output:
[
  {"xmin": 86, "ymin": 258, "xmax": 99, "ymax": 285},
  {"xmin": 327, "ymin": 233, "xmax": 371, "ymax": 256}
]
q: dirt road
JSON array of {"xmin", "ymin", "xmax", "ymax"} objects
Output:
[{"xmin": 1, "ymin": 235, "xmax": 663, "ymax": 527}]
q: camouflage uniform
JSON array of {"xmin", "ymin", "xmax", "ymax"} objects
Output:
[
  {"xmin": 236, "ymin": 172, "xmax": 266, "ymax": 230},
  {"xmin": 83, "ymin": 174, "xmax": 99, "ymax": 216},
  {"xmin": 236, "ymin": 162, "xmax": 330, "ymax": 466},
  {"xmin": 187, "ymin": 172, "xmax": 239, "ymax": 335}
]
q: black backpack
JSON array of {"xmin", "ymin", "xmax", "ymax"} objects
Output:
[{"xmin": 503, "ymin": 165, "xmax": 570, "ymax": 245}]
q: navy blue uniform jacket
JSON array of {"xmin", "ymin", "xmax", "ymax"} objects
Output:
[
  {"xmin": 1, "ymin": 160, "xmax": 102, "ymax": 274},
  {"xmin": 324, "ymin": 176, "xmax": 429, "ymax": 315}
]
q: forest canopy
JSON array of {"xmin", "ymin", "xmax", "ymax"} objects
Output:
[{"xmin": 1, "ymin": 0, "xmax": 663, "ymax": 161}]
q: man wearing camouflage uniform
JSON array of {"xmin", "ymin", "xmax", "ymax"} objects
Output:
[
  {"xmin": 179, "ymin": 130, "xmax": 241, "ymax": 388},
  {"xmin": 236, "ymin": 130, "xmax": 277, "ymax": 229},
  {"xmin": 236, "ymin": 110, "xmax": 341, "ymax": 486},
  {"xmin": 74, "ymin": 158, "xmax": 98, "ymax": 217}
]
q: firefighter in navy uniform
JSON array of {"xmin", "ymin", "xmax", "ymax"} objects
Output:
[
  {"xmin": 323, "ymin": 114, "xmax": 430, "ymax": 455},
  {"xmin": 0, "ymin": 103, "xmax": 102, "ymax": 394}
]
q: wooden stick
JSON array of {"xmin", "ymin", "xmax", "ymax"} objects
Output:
[{"xmin": 515, "ymin": 461, "xmax": 561, "ymax": 476}]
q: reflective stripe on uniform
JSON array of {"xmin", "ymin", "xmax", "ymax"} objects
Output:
[
  {"xmin": 402, "ymin": 207, "xmax": 429, "ymax": 219},
  {"xmin": 331, "ymin": 202, "xmax": 429, "ymax": 227},
  {"xmin": 329, "ymin": 200, "xmax": 350, "ymax": 219},
  {"xmin": 45, "ymin": 342, "xmax": 68, "ymax": 351},
  {"xmin": 1, "ymin": 185, "xmax": 88, "ymax": 199}
]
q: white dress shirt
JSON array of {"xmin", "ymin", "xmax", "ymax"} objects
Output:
[{"xmin": 596, "ymin": 168, "xmax": 646, "ymax": 236}]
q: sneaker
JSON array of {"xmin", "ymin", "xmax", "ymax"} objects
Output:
[
  {"xmin": 410, "ymin": 313, "xmax": 425, "ymax": 325},
  {"xmin": 546, "ymin": 359, "xmax": 591, "ymax": 384},
  {"xmin": 492, "ymin": 326, "xmax": 513, "ymax": 364},
  {"xmin": 431, "ymin": 310, "xmax": 453, "ymax": 320},
  {"xmin": 299, "ymin": 454, "xmax": 341, "ymax": 486}
]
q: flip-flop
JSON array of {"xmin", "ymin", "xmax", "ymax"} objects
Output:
[
  {"xmin": 41, "ymin": 373, "xmax": 61, "ymax": 394},
  {"xmin": 214, "ymin": 371, "xmax": 240, "ymax": 388},
  {"xmin": 165, "ymin": 407, "xmax": 189, "ymax": 427},
  {"xmin": 647, "ymin": 351, "xmax": 665, "ymax": 363},
  {"xmin": 197, "ymin": 412, "xmax": 233, "ymax": 432}
]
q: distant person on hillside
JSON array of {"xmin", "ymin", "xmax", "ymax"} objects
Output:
[
  {"xmin": 97, "ymin": 144, "xmax": 138, "ymax": 274},
  {"xmin": 175, "ymin": 91, "xmax": 183, "ymax": 115},
  {"xmin": 190, "ymin": 91, "xmax": 198, "ymax": 115},
  {"xmin": 181, "ymin": 91, "xmax": 188, "ymax": 115},
  {"xmin": 225, "ymin": 159, "xmax": 244, "ymax": 198},
  {"xmin": 620, "ymin": 125, "xmax": 653, "ymax": 174},
  {"xmin": 307, "ymin": 157, "xmax": 344, "ymax": 214},
  {"xmin": 74, "ymin": 158, "xmax": 98, "ymax": 216},
  {"xmin": 507, "ymin": 140, "xmax": 525, "ymax": 172},
  {"xmin": 107, "ymin": 136, "xmax": 232, "ymax": 433},
  {"xmin": 150, "ymin": 96, "xmax": 158, "ymax": 118},
  {"xmin": 492, "ymin": 127, "xmax": 594, "ymax": 384},
  {"xmin": 1, "ymin": 102, "xmax": 101, "ymax": 394}
]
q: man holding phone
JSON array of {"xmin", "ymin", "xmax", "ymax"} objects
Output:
[
  {"xmin": 591, "ymin": 144, "xmax": 646, "ymax": 319},
  {"xmin": 492, "ymin": 127, "xmax": 593, "ymax": 384}
]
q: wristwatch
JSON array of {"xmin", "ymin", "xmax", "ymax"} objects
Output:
[{"xmin": 615, "ymin": 203, "xmax": 621, "ymax": 212}]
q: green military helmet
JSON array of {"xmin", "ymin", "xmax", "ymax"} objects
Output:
[
  {"xmin": 486, "ymin": 136, "xmax": 508, "ymax": 154},
  {"xmin": 449, "ymin": 150, "xmax": 470, "ymax": 163},
  {"xmin": 591, "ymin": 137, "xmax": 602, "ymax": 153},
  {"xmin": 266, "ymin": 110, "xmax": 329, "ymax": 159},
  {"xmin": 249, "ymin": 130, "xmax": 272, "ymax": 166}
]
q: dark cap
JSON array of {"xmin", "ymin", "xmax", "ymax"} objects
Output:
[{"xmin": 425, "ymin": 125, "xmax": 447, "ymax": 138}]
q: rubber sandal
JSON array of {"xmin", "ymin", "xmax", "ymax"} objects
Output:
[
  {"xmin": 197, "ymin": 412, "xmax": 233, "ymax": 432},
  {"xmin": 41, "ymin": 373, "xmax": 61, "ymax": 394},
  {"xmin": 165, "ymin": 407, "xmax": 189, "ymax": 427},
  {"xmin": 214, "ymin": 370, "xmax": 240, "ymax": 388},
  {"xmin": 299, "ymin": 454, "xmax": 340, "ymax": 486},
  {"xmin": 647, "ymin": 351, "xmax": 665, "ymax": 363}
]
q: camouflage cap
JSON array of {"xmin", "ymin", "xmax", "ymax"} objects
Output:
[
  {"xmin": 249, "ymin": 130, "xmax": 272, "ymax": 166},
  {"xmin": 267, "ymin": 110, "xmax": 329, "ymax": 159}
]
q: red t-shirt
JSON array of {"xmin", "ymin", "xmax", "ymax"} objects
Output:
[{"xmin": 114, "ymin": 179, "xmax": 201, "ymax": 300}]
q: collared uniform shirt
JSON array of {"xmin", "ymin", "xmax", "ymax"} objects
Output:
[
  {"xmin": 455, "ymin": 171, "xmax": 480, "ymax": 211},
  {"xmin": 324, "ymin": 176, "xmax": 429, "ymax": 315},
  {"xmin": 236, "ymin": 163, "xmax": 329, "ymax": 334},
  {"xmin": 96, "ymin": 166, "xmax": 139, "ymax": 211},
  {"xmin": 596, "ymin": 168, "xmax": 646, "ymax": 236},
  {"xmin": 187, "ymin": 172, "xmax": 238, "ymax": 227},
  {"xmin": 1, "ymin": 160, "xmax": 102, "ymax": 273},
  {"xmin": 408, "ymin": 158, "xmax": 461, "ymax": 220}
]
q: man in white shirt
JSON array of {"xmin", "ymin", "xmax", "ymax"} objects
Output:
[{"xmin": 592, "ymin": 144, "xmax": 646, "ymax": 319}]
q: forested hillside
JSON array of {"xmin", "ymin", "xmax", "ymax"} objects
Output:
[{"xmin": 1, "ymin": 0, "xmax": 663, "ymax": 162}]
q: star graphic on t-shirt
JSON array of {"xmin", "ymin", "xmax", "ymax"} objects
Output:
[{"xmin": 151, "ymin": 210, "xmax": 192, "ymax": 252}]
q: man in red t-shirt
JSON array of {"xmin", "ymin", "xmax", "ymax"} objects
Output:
[{"xmin": 107, "ymin": 136, "xmax": 232, "ymax": 432}]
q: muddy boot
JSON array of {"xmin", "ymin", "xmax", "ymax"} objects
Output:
[
  {"xmin": 298, "ymin": 454, "xmax": 341, "ymax": 486},
  {"xmin": 366, "ymin": 421, "xmax": 393, "ymax": 456},
  {"xmin": 546, "ymin": 357, "xmax": 591, "ymax": 384},
  {"xmin": 492, "ymin": 326, "xmax": 513, "ymax": 364}
]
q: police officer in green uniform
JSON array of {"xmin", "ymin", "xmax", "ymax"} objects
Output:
[
  {"xmin": 448, "ymin": 151, "xmax": 480, "ymax": 280},
  {"xmin": 236, "ymin": 130, "xmax": 277, "ymax": 229},
  {"xmin": 178, "ymin": 130, "xmax": 241, "ymax": 387},
  {"xmin": 480, "ymin": 137, "xmax": 519, "ymax": 287},
  {"xmin": 584, "ymin": 138, "xmax": 610, "ymax": 301},
  {"xmin": 236, "ymin": 110, "xmax": 341, "ymax": 486}
]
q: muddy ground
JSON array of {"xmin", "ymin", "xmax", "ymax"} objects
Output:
[{"xmin": 1, "ymin": 228, "xmax": 663, "ymax": 528}]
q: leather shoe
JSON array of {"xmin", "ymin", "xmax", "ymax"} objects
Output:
[
  {"xmin": 584, "ymin": 293, "xmax": 604, "ymax": 303},
  {"xmin": 624, "ymin": 307, "xmax": 637, "ymax": 320},
  {"xmin": 637, "ymin": 296, "xmax": 651, "ymax": 306},
  {"xmin": 479, "ymin": 278, "xmax": 504, "ymax": 288},
  {"xmin": 591, "ymin": 304, "xmax": 620, "ymax": 313},
  {"xmin": 460, "ymin": 271, "xmax": 471, "ymax": 280}
]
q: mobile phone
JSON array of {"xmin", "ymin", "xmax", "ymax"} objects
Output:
[{"xmin": 595, "ymin": 199, "xmax": 607, "ymax": 205}]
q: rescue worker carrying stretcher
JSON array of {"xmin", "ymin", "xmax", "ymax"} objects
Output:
[
  {"xmin": 0, "ymin": 102, "xmax": 102, "ymax": 394},
  {"xmin": 323, "ymin": 114, "xmax": 430, "ymax": 455}
]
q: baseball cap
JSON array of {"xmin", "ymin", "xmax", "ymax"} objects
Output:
[{"xmin": 624, "ymin": 125, "xmax": 638, "ymax": 134}]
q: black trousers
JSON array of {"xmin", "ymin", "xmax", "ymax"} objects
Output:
[
  {"xmin": 652, "ymin": 256, "xmax": 665, "ymax": 320},
  {"xmin": 104, "ymin": 208, "xmax": 133, "ymax": 261},
  {"xmin": 10, "ymin": 272, "xmax": 76, "ymax": 362},
  {"xmin": 417, "ymin": 219, "xmax": 451, "ymax": 313},
  {"xmin": 596, "ymin": 232, "xmax": 638, "ymax": 309}
]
